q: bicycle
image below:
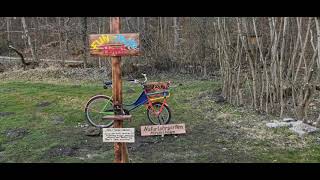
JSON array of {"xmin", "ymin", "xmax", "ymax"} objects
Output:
[{"xmin": 84, "ymin": 74, "xmax": 172, "ymax": 128}]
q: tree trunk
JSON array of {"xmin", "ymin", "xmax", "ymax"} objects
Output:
[
  {"xmin": 253, "ymin": 17, "xmax": 269, "ymax": 112},
  {"xmin": 315, "ymin": 17, "xmax": 320, "ymax": 72},
  {"xmin": 57, "ymin": 17, "xmax": 65, "ymax": 67},
  {"xmin": 98, "ymin": 17, "xmax": 102, "ymax": 68},
  {"xmin": 173, "ymin": 17, "xmax": 179, "ymax": 50},
  {"xmin": 6, "ymin": 17, "xmax": 10, "ymax": 39},
  {"xmin": 237, "ymin": 17, "xmax": 257, "ymax": 110},
  {"xmin": 159, "ymin": 17, "xmax": 163, "ymax": 39},
  {"xmin": 81, "ymin": 17, "xmax": 88, "ymax": 68},
  {"xmin": 293, "ymin": 17, "xmax": 311, "ymax": 83},
  {"xmin": 279, "ymin": 17, "xmax": 288, "ymax": 117},
  {"xmin": 7, "ymin": 17, "xmax": 11, "ymax": 57},
  {"xmin": 21, "ymin": 17, "xmax": 38, "ymax": 62},
  {"xmin": 201, "ymin": 17, "xmax": 207, "ymax": 77}
]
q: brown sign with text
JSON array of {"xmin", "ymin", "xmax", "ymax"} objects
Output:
[{"xmin": 140, "ymin": 124, "xmax": 186, "ymax": 136}]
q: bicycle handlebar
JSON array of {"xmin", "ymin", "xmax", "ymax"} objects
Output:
[
  {"xmin": 104, "ymin": 73, "xmax": 148, "ymax": 89},
  {"xmin": 128, "ymin": 73, "xmax": 147, "ymax": 85},
  {"xmin": 141, "ymin": 73, "xmax": 148, "ymax": 83}
]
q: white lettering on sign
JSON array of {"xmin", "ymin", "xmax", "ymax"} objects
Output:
[
  {"xmin": 140, "ymin": 124, "xmax": 186, "ymax": 136},
  {"xmin": 103, "ymin": 128, "xmax": 135, "ymax": 143}
]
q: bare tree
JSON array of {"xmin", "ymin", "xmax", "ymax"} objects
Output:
[
  {"xmin": 6, "ymin": 17, "xmax": 11, "ymax": 57},
  {"xmin": 57, "ymin": 17, "xmax": 65, "ymax": 67},
  {"xmin": 315, "ymin": 17, "xmax": 320, "ymax": 72},
  {"xmin": 21, "ymin": 17, "xmax": 38, "ymax": 62},
  {"xmin": 201, "ymin": 17, "xmax": 207, "ymax": 77},
  {"xmin": 81, "ymin": 17, "xmax": 88, "ymax": 68},
  {"xmin": 173, "ymin": 17, "xmax": 179, "ymax": 50}
]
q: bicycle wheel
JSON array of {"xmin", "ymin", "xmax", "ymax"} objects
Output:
[
  {"xmin": 147, "ymin": 102, "xmax": 171, "ymax": 125},
  {"xmin": 84, "ymin": 95, "xmax": 114, "ymax": 128}
]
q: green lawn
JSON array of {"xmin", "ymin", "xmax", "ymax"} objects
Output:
[{"xmin": 1, "ymin": 77, "xmax": 320, "ymax": 162}]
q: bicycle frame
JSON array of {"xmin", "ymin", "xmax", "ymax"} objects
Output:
[
  {"xmin": 124, "ymin": 91, "xmax": 149, "ymax": 112},
  {"xmin": 99, "ymin": 89, "xmax": 169, "ymax": 115},
  {"xmin": 99, "ymin": 81, "xmax": 170, "ymax": 117},
  {"xmin": 98, "ymin": 91, "xmax": 149, "ymax": 114}
]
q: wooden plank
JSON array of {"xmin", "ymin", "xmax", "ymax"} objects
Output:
[
  {"xmin": 140, "ymin": 124, "xmax": 186, "ymax": 136},
  {"xmin": 89, "ymin": 33, "xmax": 140, "ymax": 57}
]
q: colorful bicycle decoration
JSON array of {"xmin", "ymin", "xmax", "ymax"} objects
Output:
[{"xmin": 84, "ymin": 74, "xmax": 172, "ymax": 128}]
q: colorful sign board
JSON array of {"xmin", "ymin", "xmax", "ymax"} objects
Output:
[
  {"xmin": 140, "ymin": 124, "xmax": 186, "ymax": 136},
  {"xmin": 103, "ymin": 128, "xmax": 135, "ymax": 143},
  {"xmin": 89, "ymin": 33, "xmax": 140, "ymax": 57}
]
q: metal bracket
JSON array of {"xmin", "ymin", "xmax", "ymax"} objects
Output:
[{"xmin": 113, "ymin": 101, "xmax": 123, "ymax": 114}]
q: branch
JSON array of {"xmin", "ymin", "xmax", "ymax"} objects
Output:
[{"xmin": 8, "ymin": 45, "xmax": 29, "ymax": 65}]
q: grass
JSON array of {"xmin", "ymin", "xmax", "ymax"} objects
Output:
[{"xmin": 1, "ymin": 76, "xmax": 320, "ymax": 162}]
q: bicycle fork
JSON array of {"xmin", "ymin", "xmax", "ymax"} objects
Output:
[{"xmin": 145, "ymin": 98, "xmax": 168, "ymax": 125}]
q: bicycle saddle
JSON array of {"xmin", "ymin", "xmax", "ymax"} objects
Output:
[{"xmin": 103, "ymin": 80, "xmax": 112, "ymax": 89}]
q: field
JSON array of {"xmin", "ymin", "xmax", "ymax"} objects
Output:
[{"xmin": 1, "ymin": 72, "xmax": 320, "ymax": 162}]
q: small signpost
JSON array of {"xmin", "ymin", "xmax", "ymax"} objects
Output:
[
  {"xmin": 89, "ymin": 17, "xmax": 140, "ymax": 163},
  {"xmin": 89, "ymin": 17, "xmax": 186, "ymax": 163}
]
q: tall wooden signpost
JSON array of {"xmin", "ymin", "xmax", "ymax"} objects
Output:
[{"xmin": 89, "ymin": 17, "xmax": 140, "ymax": 163}]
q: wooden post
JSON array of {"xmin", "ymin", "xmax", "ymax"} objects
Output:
[{"xmin": 110, "ymin": 17, "xmax": 129, "ymax": 163}]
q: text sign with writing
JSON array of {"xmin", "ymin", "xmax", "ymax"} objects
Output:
[
  {"xmin": 140, "ymin": 124, "xmax": 186, "ymax": 136},
  {"xmin": 103, "ymin": 128, "xmax": 135, "ymax": 143},
  {"xmin": 89, "ymin": 33, "xmax": 140, "ymax": 57}
]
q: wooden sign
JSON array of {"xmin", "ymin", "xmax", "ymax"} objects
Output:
[
  {"xmin": 140, "ymin": 124, "xmax": 186, "ymax": 136},
  {"xmin": 103, "ymin": 128, "xmax": 135, "ymax": 143},
  {"xmin": 89, "ymin": 33, "xmax": 140, "ymax": 57}
]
